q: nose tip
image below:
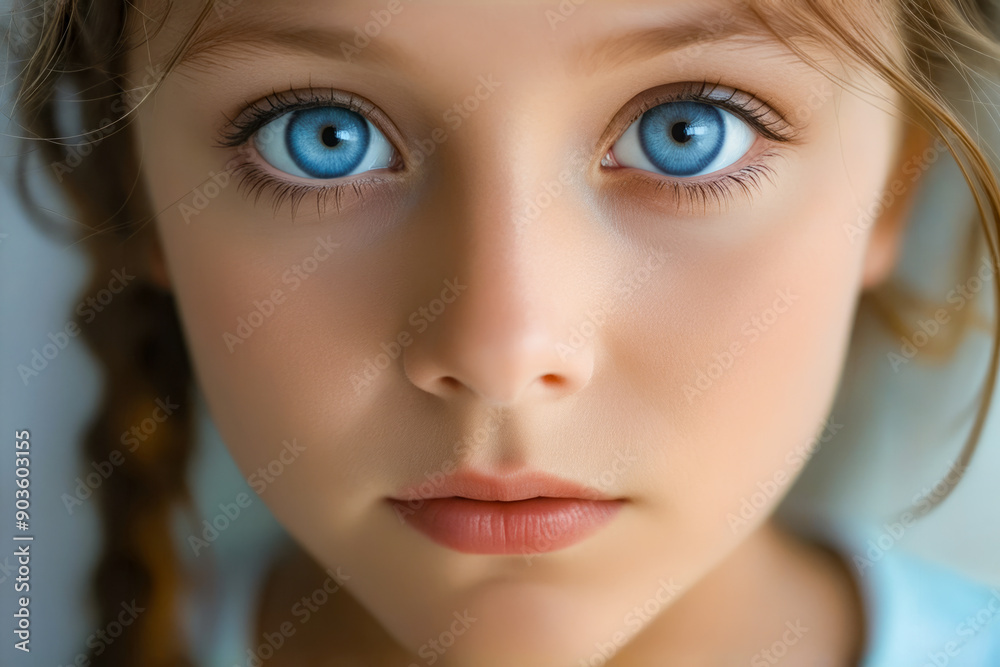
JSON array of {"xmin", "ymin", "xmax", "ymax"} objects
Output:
[{"xmin": 403, "ymin": 322, "xmax": 595, "ymax": 405}]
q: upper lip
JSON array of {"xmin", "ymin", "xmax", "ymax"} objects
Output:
[{"xmin": 392, "ymin": 469, "xmax": 618, "ymax": 503}]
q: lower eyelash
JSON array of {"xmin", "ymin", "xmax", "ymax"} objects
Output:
[
  {"xmin": 229, "ymin": 156, "xmax": 383, "ymax": 220},
  {"xmin": 230, "ymin": 154, "xmax": 779, "ymax": 221},
  {"xmin": 641, "ymin": 153, "xmax": 781, "ymax": 214}
]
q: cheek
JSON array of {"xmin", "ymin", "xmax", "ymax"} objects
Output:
[
  {"xmin": 137, "ymin": 80, "xmax": 433, "ymax": 521},
  {"xmin": 154, "ymin": 221, "xmax": 427, "ymax": 513},
  {"xmin": 139, "ymin": 121, "xmax": 401, "ymax": 529},
  {"xmin": 610, "ymin": 96, "xmax": 899, "ymax": 539}
]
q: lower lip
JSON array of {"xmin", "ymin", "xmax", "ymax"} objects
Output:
[{"xmin": 395, "ymin": 497, "xmax": 624, "ymax": 555}]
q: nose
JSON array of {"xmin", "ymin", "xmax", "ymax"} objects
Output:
[{"xmin": 402, "ymin": 165, "xmax": 596, "ymax": 407}]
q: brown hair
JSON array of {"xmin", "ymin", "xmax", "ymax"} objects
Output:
[
  {"xmin": 6, "ymin": 0, "xmax": 1000, "ymax": 664},
  {"xmin": 751, "ymin": 0, "xmax": 1000, "ymax": 516}
]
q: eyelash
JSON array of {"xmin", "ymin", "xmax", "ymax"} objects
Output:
[
  {"xmin": 217, "ymin": 88, "xmax": 400, "ymax": 218},
  {"xmin": 601, "ymin": 80, "xmax": 796, "ymax": 212},
  {"xmin": 217, "ymin": 81, "xmax": 795, "ymax": 218}
]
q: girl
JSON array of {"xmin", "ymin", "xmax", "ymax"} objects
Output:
[{"xmin": 9, "ymin": 0, "xmax": 1000, "ymax": 665}]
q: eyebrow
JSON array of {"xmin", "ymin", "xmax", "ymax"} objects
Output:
[
  {"xmin": 175, "ymin": 5, "xmax": 785, "ymax": 74},
  {"xmin": 176, "ymin": 19, "xmax": 406, "ymax": 70},
  {"xmin": 575, "ymin": 7, "xmax": 785, "ymax": 75}
]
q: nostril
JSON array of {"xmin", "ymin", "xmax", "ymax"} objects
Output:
[
  {"xmin": 440, "ymin": 376, "xmax": 462, "ymax": 391},
  {"xmin": 540, "ymin": 374, "xmax": 564, "ymax": 387}
]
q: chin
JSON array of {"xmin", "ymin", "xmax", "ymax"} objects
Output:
[{"xmin": 386, "ymin": 581, "xmax": 632, "ymax": 667}]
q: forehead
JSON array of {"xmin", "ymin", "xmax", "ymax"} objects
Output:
[{"xmin": 131, "ymin": 0, "xmax": 875, "ymax": 78}]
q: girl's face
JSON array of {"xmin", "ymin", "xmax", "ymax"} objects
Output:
[{"xmin": 133, "ymin": 0, "xmax": 911, "ymax": 663}]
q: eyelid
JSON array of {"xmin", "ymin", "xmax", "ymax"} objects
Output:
[
  {"xmin": 596, "ymin": 80, "xmax": 801, "ymax": 164},
  {"xmin": 216, "ymin": 87, "xmax": 408, "ymax": 169},
  {"xmin": 213, "ymin": 87, "xmax": 412, "ymax": 221}
]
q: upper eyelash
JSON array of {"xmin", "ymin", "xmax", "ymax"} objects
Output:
[
  {"xmin": 620, "ymin": 79, "xmax": 799, "ymax": 145},
  {"xmin": 216, "ymin": 87, "xmax": 382, "ymax": 149},
  {"xmin": 600, "ymin": 79, "xmax": 796, "ymax": 211}
]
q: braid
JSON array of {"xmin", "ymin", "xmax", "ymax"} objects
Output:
[{"xmin": 81, "ymin": 269, "xmax": 196, "ymax": 666}]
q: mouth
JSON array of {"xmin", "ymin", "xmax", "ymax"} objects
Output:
[{"xmin": 387, "ymin": 470, "xmax": 626, "ymax": 555}]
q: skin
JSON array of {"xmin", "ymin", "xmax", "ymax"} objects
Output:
[{"xmin": 128, "ymin": 0, "xmax": 927, "ymax": 664}]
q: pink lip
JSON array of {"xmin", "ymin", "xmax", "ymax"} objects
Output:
[{"xmin": 389, "ymin": 470, "xmax": 625, "ymax": 555}]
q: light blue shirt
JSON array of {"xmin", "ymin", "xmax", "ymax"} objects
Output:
[
  {"xmin": 822, "ymin": 526, "xmax": 1000, "ymax": 667},
  {"xmin": 861, "ymin": 556, "xmax": 1000, "ymax": 666}
]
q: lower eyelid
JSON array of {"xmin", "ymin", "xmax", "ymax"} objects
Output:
[
  {"xmin": 231, "ymin": 148, "xmax": 782, "ymax": 220},
  {"xmin": 240, "ymin": 162, "xmax": 404, "ymax": 197},
  {"xmin": 225, "ymin": 151, "xmax": 405, "ymax": 219},
  {"xmin": 600, "ymin": 148, "xmax": 785, "ymax": 214}
]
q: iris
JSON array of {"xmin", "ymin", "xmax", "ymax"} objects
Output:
[
  {"xmin": 285, "ymin": 107, "xmax": 370, "ymax": 179},
  {"xmin": 638, "ymin": 102, "xmax": 726, "ymax": 177}
]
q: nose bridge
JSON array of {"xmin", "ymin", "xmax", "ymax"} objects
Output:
[{"xmin": 401, "ymin": 131, "xmax": 597, "ymax": 406}]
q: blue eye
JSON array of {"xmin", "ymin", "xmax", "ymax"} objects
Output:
[
  {"xmin": 253, "ymin": 106, "xmax": 394, "ymax": 179},
  {"xmin": 611, "ymin": 101, "xmax": 756, "ymax": 178}
]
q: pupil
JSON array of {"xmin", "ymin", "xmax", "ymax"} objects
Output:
[
  {"xmin": 321, "ymin": 126, "xmax": 340, "ymax": 148},
  {"xmin": 671, "ymin": 121, "xmax": 691, "ymax": 144}
]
